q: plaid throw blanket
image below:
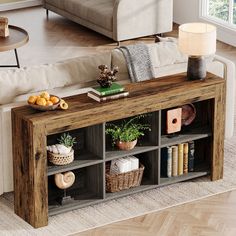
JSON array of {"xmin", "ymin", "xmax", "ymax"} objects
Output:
[{"xmin": 118, "ymin": 44, "xmax": 155, "ymax": 82}]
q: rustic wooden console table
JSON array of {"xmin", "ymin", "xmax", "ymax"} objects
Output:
[{"xmin": 12, "ymin": 73, "xmax": 225, "ymax": 228}]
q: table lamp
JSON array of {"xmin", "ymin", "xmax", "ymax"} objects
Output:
[{"xmin": 178, "ymin": 22, "xmax": 216, "ymax": 80}]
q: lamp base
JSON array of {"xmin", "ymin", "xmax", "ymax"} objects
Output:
[{"xmin": 187, "ymin": 56, "xmax": 206, "ymax": 81}]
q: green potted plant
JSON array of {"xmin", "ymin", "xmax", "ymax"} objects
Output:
[{"xmin": 106, "ymin": 115, "xmax": 151, "ymax": 150}]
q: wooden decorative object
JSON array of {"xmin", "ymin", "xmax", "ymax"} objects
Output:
[
  {"xmin": 54, "ymin": 171, "xmax": 75, "ymax": 189},
  {"xmin": 0, "ymin": 17, "xmax": 9, "ymax": 37},
  {"xmin": 181, "ymin": 104, "xmax": 196, "ymax": 126},
  {"xmin": 166, "ymin": 108, "xmax": 182, "ymax": 134}
]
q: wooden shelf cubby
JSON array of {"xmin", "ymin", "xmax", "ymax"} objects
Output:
[{"xmin": 12, "ymin": 73, "xmax": 225, "ymax": 228}]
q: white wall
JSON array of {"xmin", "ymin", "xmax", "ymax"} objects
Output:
[
  {"xmin": 173, "ymin": 0, "xmax": 199, "ymax": 24},
  {"xmin": 173, "ymin": 0, "xmax": 236, "ymax": 47}
]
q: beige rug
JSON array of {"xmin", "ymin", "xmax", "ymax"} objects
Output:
[{"xmin": 0, "ymin": 123, "xmax": 235, "ymax": 236}]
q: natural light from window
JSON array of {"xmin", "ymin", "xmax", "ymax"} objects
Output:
[{"xmin": 201, "ymin": 0, "xmax": 236, "ymax": 29}]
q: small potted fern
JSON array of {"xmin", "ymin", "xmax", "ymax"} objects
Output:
[
  {"xmin": 47, "ymin": 133, "xmax": 77, "ymax": 165},
  {"xmin": 106, "ymin": 115, "xmax": 151, "ymax": 150}
]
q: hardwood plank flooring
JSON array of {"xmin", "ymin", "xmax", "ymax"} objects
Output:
[
  {"xmin": 71, "ymin": 190, "xmax": 236, "ymax": 236},
  {"xmin": 1, "ymin": 6, "xmax": 236, "ymax": 236}
]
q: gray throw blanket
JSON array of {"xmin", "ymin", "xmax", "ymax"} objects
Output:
[{"xmin": 118, "ymin": 44, "xmax": 155, "ymax": 83}]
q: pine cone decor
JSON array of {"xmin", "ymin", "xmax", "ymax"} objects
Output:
[{"xmin": 97, "ymin": 64, "xmax": 119, "ymax": 88}]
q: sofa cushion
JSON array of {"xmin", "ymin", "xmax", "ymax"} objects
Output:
[
  {"xmin": 45, "ymin": 0, "xmax": 65, "ymax": 9},
  {"xmin": 0, "ymin": 52, "xmax": 112, "ymax": 105},
  {"xmin": 64, "ymin": 0, "xmax": 114, "ymax": 31}
]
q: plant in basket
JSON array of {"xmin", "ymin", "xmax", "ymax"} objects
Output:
[
  {"xmin": 47, "ymin": 133, "xmax": 77, "ymax": 165},
  {"xmin": 105, "ymin": 115, "xmax": 151, "ymax": 150}
]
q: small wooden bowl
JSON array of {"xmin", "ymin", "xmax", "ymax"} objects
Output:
[
  {"xmin": 28, "ymin": 95, "xmax": 60, "ymax": 111},
  {"xmin": 181, "ymin": 104, "xmax": 196, "ymax": 126}
]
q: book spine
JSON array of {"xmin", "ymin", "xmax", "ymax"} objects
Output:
[
  {"xmin": 161, "ymin": 148, "xmax": 167, "ymax": 177},
  {"xmin": 101, "ymin": 87, "xmax": 124, "ymax": 96},
  {"xmin": 100, "ymin": 92, "xmax": 129, "ymax": 101},
  {"xmin": 178, "ymin": 143, "xmax": 183, "ymax": 175},
  {"xmin": 167, "ymin": 147, "xmax": 172, "ymax": 178},
  {"xmin": 87, "ymin": 92, "xmax": 100, "ymax": 102},
  {"xmin": 188, "ymin": 141, "xmax": 195, "ymax": 172},
  {"xmin": 183, "ymin": 143, "xmax": 189, "ymax": 174},
  {"xmin": 172, "ymin": 146, "xmax": 178, "ymax": 177},
  {"xmin": 161, "ymin": 147, "xmax": 172, "ymax": 177}
]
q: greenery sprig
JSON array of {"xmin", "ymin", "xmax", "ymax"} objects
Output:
[
  {"xmin": 58, "ymin": 133, "xmax": 77, "ymax": 148},
  {"xmin": 105, "ymin": 115, "xmax": 151, "ymax": 143}
]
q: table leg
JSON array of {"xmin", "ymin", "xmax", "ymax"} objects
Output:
[
  {"xmin": 0, "ymin": 49, "xmax": 21, "ymax": 68},
  {"xmin": 14, "ymin": 49, "xmax": 20, "ymax": 68}
]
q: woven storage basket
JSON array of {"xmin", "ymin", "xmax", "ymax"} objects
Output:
[
  {"xmin": 48, "ymin": 149, "xmax": 74, "ymax": 165},
  {"xmin": 106, "ymin": 164, "xmax": 144, "ymax": 193}
]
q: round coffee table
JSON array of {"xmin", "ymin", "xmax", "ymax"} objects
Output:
[{"xmin": 0, "ymin": 25, "xmax": 29, "ymax": 68}]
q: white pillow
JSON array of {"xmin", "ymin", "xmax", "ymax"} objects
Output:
[{"xmin": 148, "ymin": 39, "xmax": 188, "ymax": 69}]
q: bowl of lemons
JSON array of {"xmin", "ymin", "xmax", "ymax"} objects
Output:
[{"xmin": 28, "ymin": 91, "xmax": 68, "ymax": 111}]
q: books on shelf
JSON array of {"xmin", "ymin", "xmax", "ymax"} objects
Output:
[
  {"xmin": 90, "ymin": 82, "xmax": 124, "ymax": 96},
  {"xmin": 87, "ymin": 91, "xmax": 129, "ymax": 102},
  {"xmin": 161, "ymin": 147, "xmax": 172, "ymax": 178},
  {"xmin": 172, "ymin": 146, "xmax": 178, "ymax": 177},
  {"xmin": 188, "ymin": 141, "xmax": 195, "ymax": 171},
  {"xmin": 183, "ymin": 143, "xmax": 189, "ymax": 174},
  {"xmin": 161, "ymin": 141, "xmax": 195, "ymax": 178},
  {"xmin": 178, "ymin": 143, "xmax": 183, "ymax": 175}
]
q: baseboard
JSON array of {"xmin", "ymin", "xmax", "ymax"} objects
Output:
[{"xmin": 0, "ymin": 0, "xmax": 42, "ymax": 11}]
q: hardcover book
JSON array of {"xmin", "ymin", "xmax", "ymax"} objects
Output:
[
  {"xmin": 188, "ymin": 141, "xmax": 195, "ymax": 171},
  {"xmin": 90, "ymin": 82, "xmax": 124, "ymax": 96},
  {"xmin": 183, "ymin": 143, "xmax": 189, "ymax": 174},
  {"xmin": 172, "ymin": 146, "xmax": 178, "ymax": 177},
  {"xmin": 87, "ymin": 91, "xmax": 129, "ymax": 102},
  {"xmin": 161, "ymin": 147, "xmax": 172, "ymax": 178},
  {"xmin": 178, "ymin": 143, "xmax": 184, "ymax": 175}
]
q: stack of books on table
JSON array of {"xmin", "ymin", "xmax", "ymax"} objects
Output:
[
  {"xmin": 87, "ymin": 83, "xmax": 129, "ymax": 102},
  {"xmin": 161, "ymin": 141, "xmax": 195, "ymax": 178}
]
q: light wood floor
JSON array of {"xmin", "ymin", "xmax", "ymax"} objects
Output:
[
  {"xmin": 1, "ymin": 6, "xmax": 236, "ymax": 236},
  {"xmin": 72, "ymin": 190, "xmax": 236, "ymax": 236}
]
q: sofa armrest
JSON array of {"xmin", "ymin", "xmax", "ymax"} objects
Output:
[
  {"xmin": 0, "ymin": 102, "xmax": 26, "ymax": 194},
  {"xmin": 0, "ymin": 108, "xmax": 3, "ymax": 195},
  {"xmin": 113, "ymin": 0, "xmax": 173, "ymax": 41},
  {"xmin": 210, "ymin": 55, "xmax": 235, "ymax": 139}
]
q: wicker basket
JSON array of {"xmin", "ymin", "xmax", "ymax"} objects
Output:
[
  {"xmin": 106, "ymin": 164, "xmax": 144, "ymax": 193},
  {"xmin": 48, "ymin": 149, "xmax": 74, "ymax": 165}
]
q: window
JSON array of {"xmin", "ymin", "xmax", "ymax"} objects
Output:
[{"xmin": 201, "ymin": 0, "xmax": 236, "ymax": 28}]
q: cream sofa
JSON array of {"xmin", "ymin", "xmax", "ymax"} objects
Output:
[
  {"xmin": 43, "ymin": 0, "xmax": 173, "ymax": 42},
  {"xmin": 0, "ymin": 45, "xmax": 235, "ymax": 195}
]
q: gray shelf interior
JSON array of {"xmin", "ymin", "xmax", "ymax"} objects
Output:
[{"xmin": 47, "ymin": 104, "xmax": 213, "ymax": 214}]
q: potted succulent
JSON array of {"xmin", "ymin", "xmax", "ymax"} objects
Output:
[
  {"xmin": 106, "ymin": 115, "xmax": 151, "ymax": 150},
  {"xmin": 47, "ymin": 133, "xmax": 77, "ymax": 165}
]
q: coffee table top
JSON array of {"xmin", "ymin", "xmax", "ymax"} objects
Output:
[{"xmin": 0, "ymin": 25, "xmax": 29, "ymax": 52}]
